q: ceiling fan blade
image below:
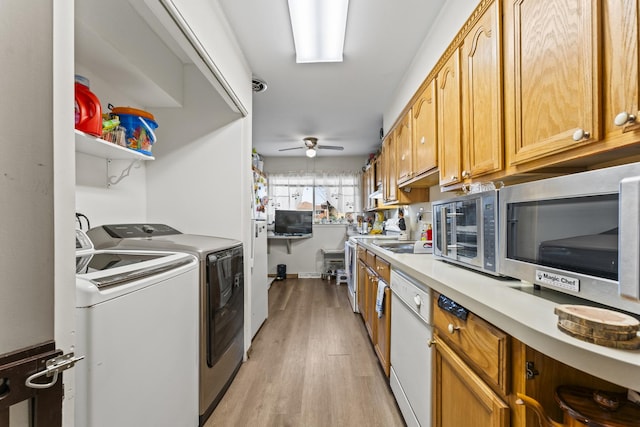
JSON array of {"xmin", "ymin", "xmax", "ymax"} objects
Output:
[
  {"xmin": 317, "ymin": 145, "xmax": 344, "ymax": 151},
  {"xmin": 278, "ymin": 146, "xmax": 305, "ymax": 151}
]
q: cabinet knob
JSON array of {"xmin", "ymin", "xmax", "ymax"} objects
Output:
[
  {"xmin": 461, "ymin": 170, "xmax": 470, "ymax": 179},
  {"xmin": 420, "ymin": 136, "xmax": 426, "ymax": 145},
  {"xmin": 401, "ymin": 155, "xmax": 405, "ymax": 161},
  {"xmin": 427, "ymin": 339, "xmax": 436, "ymax": 348},
  {"xmin": 447, "ymin": 323, "xmax": 460, "ymax": 334},
  {"xmin": 572, "ymin": 129, "xmax": 591, "ymax": 141},
  {"xmin": 450, "ymin": 175, "xmax": 457, "ymax": 182},
  {"xmin": 614, "ymin": 111, "xmax": 637, "ymax": 127},
  {"xmin": 414, "ymin": 295, "xmax": 422, "ymax": 307}
]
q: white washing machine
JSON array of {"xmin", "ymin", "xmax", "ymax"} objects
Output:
[{"xmin": 75, "ymin": 230, "xmax": 199, "ymax": 427}]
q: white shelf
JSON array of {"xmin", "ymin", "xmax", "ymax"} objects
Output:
[
  {"xmin": 75, "ymin": 130, "xmax": 154, "ymax": 161},
  {"xmin": 267, "ymin": 233, "xmax": 312, "ymax": 254}
]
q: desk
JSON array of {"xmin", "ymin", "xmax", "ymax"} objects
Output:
[{"xmin": 267, "ymin": 234, "xmax": 312, "ymax": 254}]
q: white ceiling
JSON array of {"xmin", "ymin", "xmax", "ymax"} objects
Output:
[{"xmin": 218, "ymin": 0, "xmax": 446, "ymax": 158}]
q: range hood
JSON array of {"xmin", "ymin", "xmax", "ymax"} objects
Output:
[{"xmin": 368, "ymin": 187, "xmax": 383, "ymax": 199}]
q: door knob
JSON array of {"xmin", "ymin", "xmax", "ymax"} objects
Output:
[
  {"xmin": 572, "ymin": 129, "xmax": 590, "ymax": 141},
  {"xmin": 614, "ymin": 111, "xmax": 637, "ymax": 127}
]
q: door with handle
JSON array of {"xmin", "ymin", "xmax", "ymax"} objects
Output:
[{"xmin": 0, "ymin": 1, "xmax": 77, "ymax": 425}]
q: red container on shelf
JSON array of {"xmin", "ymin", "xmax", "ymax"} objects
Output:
[{"xmin": 74, "ymin": 75, "xmax": 102, "ymax": 136}]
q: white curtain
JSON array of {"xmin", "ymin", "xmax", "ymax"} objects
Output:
[{"xmin": 267, "ymin": 170, "xmax": 362, "ymax": 223}]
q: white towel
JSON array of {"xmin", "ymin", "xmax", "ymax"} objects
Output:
[{"xmin": 375, "ymin": 279, "xmax": 387, "ymax": 318}]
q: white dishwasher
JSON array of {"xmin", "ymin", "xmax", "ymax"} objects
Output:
[
  {"xmin": 390, "ymin": 270, "xmax": 432, "ymax": 427},
  {"xmin": 75, "ymin": 245, "xmax": 199, "ymax": 427}
]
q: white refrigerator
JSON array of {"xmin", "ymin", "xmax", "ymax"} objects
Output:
[
  {"xmin": 251, "ymin": 220, "xmax": 268, "ymax": 338},
  {"xmin": 251, "ymin": 167, "xmax": 269, "ymax": 338}
]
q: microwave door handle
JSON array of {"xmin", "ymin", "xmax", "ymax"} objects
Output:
[
  {"xmin": 620, "ymin": 176, "xmax": 640, "ymax": 300},
  {"xmin": 441, "ymin": 206, "xmax": 448, "ymax": 256}
]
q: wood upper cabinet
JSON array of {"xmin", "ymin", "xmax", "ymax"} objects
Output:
[
  {"xmin": 362, "ymin": 159, "xmax": 379, "ymax": 211},
  {"xmin": 504, "ymin": 0, "xmax": 600, "ymax": 167},
  {"xmin": 437, "ymin": 48, "xmax": 462, "ymax": 187},
  {"xmin": 382, "ymin": 133, "xmax": 398, "ymax": 203},
  {"xmin": 433, "ymin": 335, "xmax": 510, "ymax": 427},
  {"xmin": 603, "ymin": 0, "xmax": 640, "ymax": 141},
  {"xmin": 396, "ymin": 110, "xmax": 413, "ymax": 184},
  {"xmin": 461, "ymin": 0, "xmax": 503, "ymax": 180},
  {"xmin": 412, "ymin": 78, "xmax": 438, "ymax": 179}
]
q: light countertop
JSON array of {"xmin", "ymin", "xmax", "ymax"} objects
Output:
[{"xmin": 353, "ymin": 237, "xmax": 640, "ymax": 391}]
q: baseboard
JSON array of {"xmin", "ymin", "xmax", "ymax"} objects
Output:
[{"xmin": 268, "ymin": 273, "xmax": 321, "ymax": 279}]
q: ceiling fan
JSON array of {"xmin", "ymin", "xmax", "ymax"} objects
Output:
[{"xmin": 278, "ymin": 137, "xmax": 344, "ymax": 158}]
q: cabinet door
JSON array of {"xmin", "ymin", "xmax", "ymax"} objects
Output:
[
  {"xmin": 367, "ymin": 166, "xmax": 376, "ymax": 210},
  {"xmin": 357, "ymin": 260, "xmax": 367, "ymax": 321},
  {"xmin": 412, "ymin": 78, "xmax": 438, "ymax": 177},
  {"xmin": 462, "ymin": 0, "xmax": 503, "ymax": 179},
  {"xmin": 396, "ymin": 110, "xmax": 413, "ymax": 184},
  {"xmin": 433, "ymin": 336, "xmax": 510, "ymax": 427},
  {"xmin": 365, "ymin": 268, "xmax": 378, "ymax": 341},
  {"xmin": 438, "ymin": 48, "xmax": 462, "ymax": 187},
  {"xmin": 603, "ymin": 0, "xmax": 640, "ymax": 139},
  {"xmin": 504, "ymin": 0, "xmax": 600, "ymax": 166},
  {"xmin": 374, "ymin": 286, "xmax": 391, "ymax": 377},
  {"xmin": 382, "ymin": 134, "xmax": 398, "ymax": 203}
]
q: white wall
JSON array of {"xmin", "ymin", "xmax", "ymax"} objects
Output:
[
  {"xmin": 54, "ymin": 0, "xmax": 80, "ymax": 422},
  {"xmin": 261, "ymin": 156, "xmax": 364, "ymax": 275},
  {"xmin": 384, "ymin": 0, "xmax": 479, "ymax": 131},
  {"xmin": 173, "ymin": 0, "xmax": 252, "ymax": 111},
  {"xmin": 74, "ymin": 64, "xmax": 151, "ymax": 226},
  {"xmin": 267, "ymin": 225, "xmax": 348, "ymax": 275}
]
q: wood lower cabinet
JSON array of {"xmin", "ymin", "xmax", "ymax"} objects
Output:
[
  {"xmin": 504, "ymin": 0, "xmax": 600, "ymax": 167},
  {"xmin": 374, "ymin": 286, "xmax": 391, "ymax": 377},
  {"xmin": 357, "ymin": 247, "xmax": 391, "ymax": 377},
  {"xmin": 461, "ymin": 0, "xmax": 503, "ymax": 180},
  {"xmin": 437, "ymin": 47, "xmax": 462, "ymax": 187},
  {"xmin": 433, "ymin": 299, "xmax": 509, "ymax": 396},
  {"xmin": 433, "ymin": 335, "xmax": 510, "ymax": 427},
  {"xmin": 509, "ymin": 339, "xmax": 627, "ymax": 427},
  {"xmin": 357, "ymin": 259, "xmax": 367, "ymax": 319},
  {"xmin": 432, "ymin": 291, "xmax": 510, "ymax": 426},
  {"xmin": 365, "ymin": 266, "xmax": 378, "ymax": 341}
]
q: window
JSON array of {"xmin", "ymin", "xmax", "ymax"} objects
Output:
[{"xmin": 267, "ymin": 171, "xmax": 361, "ymax": 224}]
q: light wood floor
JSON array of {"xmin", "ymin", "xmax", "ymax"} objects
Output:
[{"xmin": 205, "ymin": 278, "xmax": 405, "ymax": 427}]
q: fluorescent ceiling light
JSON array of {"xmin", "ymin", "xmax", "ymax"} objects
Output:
[
  {"xmin": 306, "ymin": 148, "xmax": 317, "ymax": 158},
  {"xmin": 287, "ymin": 0, "xmax": 349, "ymax": 63}
]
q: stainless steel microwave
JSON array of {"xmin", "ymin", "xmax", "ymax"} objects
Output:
[
  {"xmin": 499, "ymin": 162, "xmax": 640, "ymax": 315},
  {"xmin": 432, "ymin": 190, "xmax": 500, "ymax": 275}
]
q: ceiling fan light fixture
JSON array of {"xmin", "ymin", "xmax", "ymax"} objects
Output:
[
  {"xmin": 287, "ymin": 0, "xmax": 349, "ymax": 63},
  {"xmin": 306, "ymin": 147, "xmax": 317, "ymax": 158}
]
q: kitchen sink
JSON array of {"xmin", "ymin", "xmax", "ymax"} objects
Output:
[{"xmin": 372, "ymin": 240, "xmax": 417, "ymax": 254}]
